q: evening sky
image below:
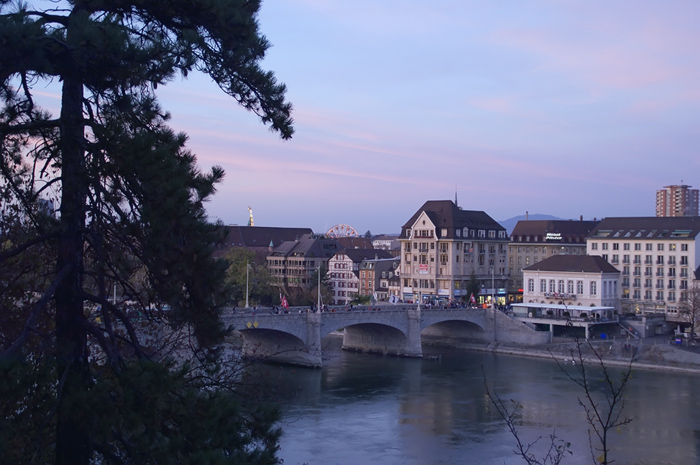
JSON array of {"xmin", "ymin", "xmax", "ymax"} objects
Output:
[{"xmin": 41, "ymin": 1, "xmax": 700, "ymax": 234}]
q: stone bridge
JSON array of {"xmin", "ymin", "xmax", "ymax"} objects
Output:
[{"xmin": 221, "ymin": 305, "xmax": 541, "ymax": 367}]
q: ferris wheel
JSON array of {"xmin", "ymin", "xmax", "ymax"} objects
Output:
[{"xmin": 327, "ymin": 224, "xmax": 359, "ymax": 238}]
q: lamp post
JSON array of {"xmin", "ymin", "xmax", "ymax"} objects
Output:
[
  {"xmin": 491, "ymin": 267, "xmax": 495, "ymax": 308},
  {"xmin": 317, "ymin": 264, "xmax": 321, "ymax": 313},
  {"xmin": 245, "ymin": 260, "xmax": 250, "ymax": 308}
]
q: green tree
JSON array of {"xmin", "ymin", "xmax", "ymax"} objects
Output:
[
  {"xmin": 0, "ymin": 2, "xmax": 292, "ymax": 464},
  {"xmin": 224, "ymin": 248, "xmax": 276, "ymax": 307},
  {"xmin": 464, "ymin": 271, "xmax": 481, "ymax": 304}
]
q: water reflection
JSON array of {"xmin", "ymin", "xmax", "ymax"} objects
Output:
[{"xmin": 259, "ymin": 337, "xmax": 700, "ymax": 465}]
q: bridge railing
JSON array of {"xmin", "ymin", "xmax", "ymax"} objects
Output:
[{"xmin": 221, "ymin": 303, "xmax": 484, "ymax": 317}]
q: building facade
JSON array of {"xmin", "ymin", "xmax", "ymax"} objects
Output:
[
  {"xmin": 508, "ymin": 219, "xmax": 599, "ymax": 298},
  {"xmin": 327, "ymin": 249, "xmax": 392, "ymax": 305},
  {"xmin": 358, "ymin": 256, "xmax": 401, "ymax": 302},
  {"xmin": 521, "ymin": 255, "xmax": 620, "ymax": 310},
  {"xmin": 656, "ymin": 184, "xmax": 699, "ymax": 217},
  {"xmin": 267, "ymin": 233, "xmax": 340, "ymax": 292},
  {"xmin": 398, "ymin": 200, "xmax": 509, "ymax": 304},
  {"xmin": 586, "ymin": 217, "xmax": 700, "ymax": 320}
]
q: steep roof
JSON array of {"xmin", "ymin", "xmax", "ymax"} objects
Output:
[
  {"xmin": 400, "ymin": 200, "xmax": 504, "ymax": 239},
  {"xmin": 589, "ymin": 217, "xmax": 700, "ymax": 240},
  {"xmin": 523, "ymin": 255, "xmax": 619, "ymax": 274},
  {"xmin": 339, "ymin": 248, "xmax": 393, "ymax": 263},
  {"xmin": 511, "ymin": 220, "xmax": 599, "ymax": 243},
  {"xmin": 337, "ymin": 236, "xmax": 373, "ymax": 250},
  {"xmin": 221, "ymin": 225, "xmax": 312, "ymax": 249},
  {"xmin": 268, "ymin": 233, "xmax": 340, "ymax": 258}
]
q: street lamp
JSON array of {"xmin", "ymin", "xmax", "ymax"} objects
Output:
[
  {"xmin": 245, "ymin": 260, "xmax": 250, "ymax": 308},
  {"xmin": 491, "ymin": 267, "xmax": 495, "ymax": 308}
]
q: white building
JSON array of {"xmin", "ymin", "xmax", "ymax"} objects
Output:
[
  {"xmin": 513, "ymin": 254, "xmax": 620, "ymax": 340},
  {"xmin": 521, "ymin": 254, "xmax": 620, "ymax": 310},
  {"xmin": 586, "ymin": 217, "xmax": 700, "ymax": 320}
]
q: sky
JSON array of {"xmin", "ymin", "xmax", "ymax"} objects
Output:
[{"xmin": 62, "ymin": 1, "xmax": 700, "ymax": 234}]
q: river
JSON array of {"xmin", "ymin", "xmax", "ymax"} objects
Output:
[{"xmin": 258, "ymin": 336, "xmax": 700, "ymax": 465}]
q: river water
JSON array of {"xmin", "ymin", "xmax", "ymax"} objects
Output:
[{"xmin": 260, "ymin": 336, "xmax": 700, "ymax": 465}]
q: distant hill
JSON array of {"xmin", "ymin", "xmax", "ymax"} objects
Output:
[{"xmin": 498, "ymin": 214, "xmax": 564, "ymax": 235}]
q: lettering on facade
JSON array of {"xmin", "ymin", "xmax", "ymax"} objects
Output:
[
  {"xmin": 546, "ymin": 233, "xmax": 562, "ymax": 241},
  {"xmin": 544, "ymin": 292, "xmax": 576, "ymax": 300}
]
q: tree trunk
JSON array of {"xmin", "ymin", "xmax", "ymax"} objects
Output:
[{"xmin": 54, "ymin": 33, "xmax": 91, "ymax": 465}]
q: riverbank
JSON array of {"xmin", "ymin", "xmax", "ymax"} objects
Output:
[{"xmin": 428, "ymin": 337, "xmax": 700, "ymax": 375}]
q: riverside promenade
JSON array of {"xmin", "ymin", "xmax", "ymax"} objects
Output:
[{"xmin": 432, "ymin": 336, "xmax": 700, "ymax": 374}]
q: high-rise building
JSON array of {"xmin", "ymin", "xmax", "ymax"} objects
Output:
[{"xmin": 656, "ymin": 185, "xmax": 699, "ymax": 217}]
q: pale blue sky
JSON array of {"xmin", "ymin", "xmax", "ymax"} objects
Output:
[{"xmin": 156, "ymin": 1, "xmax": 699, "ymax": 233}]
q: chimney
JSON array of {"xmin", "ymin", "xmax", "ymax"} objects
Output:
[
  {"xmin": 526, "ymin": 211, "xmax": 529, "ymax": 221},
  {"xmin": 580, "ymin": 215, "xmax": 583, "ymax": 221}
]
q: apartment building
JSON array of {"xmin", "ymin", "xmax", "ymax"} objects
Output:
[
  {"xmin": 656, "ymin": 184, "xmax": 699, "ymax": 217},
  {"xmin": 327, "ymin": 249, "xmax": 392, "ymax": 305},
  {"xmin": 508, "ymin": 219, "xmax": 599, "ymax": 298},
  {"xmin": 586, "ymin": 217, "xmax": 700, "ymax": 319},
  {"xmin": 398, "ymin": 200, "xmax": 508, "ymax": 304},
  {"xmin": 267, "ymin": 233, "xmax": 340, "ymax": 292},
  {"xmin": 358, "ymin": 256, "xmax": 400, "ymax": 302}
]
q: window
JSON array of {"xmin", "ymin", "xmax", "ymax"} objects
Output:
[
  {"xmin": 602, "ymin": 243, "xmax": 609, "ymax": 250},
  {"xmin": 668, "ymin": 256, "xmax": 676, "ymax": 265},
  {"xmin": 567, "ymin": 280, "xmax": 574, "ymax": 294},
  {"xmin": 528, "ymin": 279, "xmax": 535, "ymax": 292},
  {"xmin": 646, "ymin": 243, "xmax": 652, "ymax": 251},
  {"xmin": 681, "ymin": 256, "xmax": 688, "ymax": 265},
  {"xmin": 670, "ymin": 244, "xmax": 676, "ymax": 251},
  {"xmin": 558, "ymin": 280, "xmax": 565, "ymax": 293},
  {"xmin": 613, "ymin": 243, "xmax": 619, "ymax": 250},
  {"xmin": 591, "ymin": 243, "xmax": 598, "ymax": 250},
  {"xmin": 624, "ymin": 243, "xmax": 630, "ymax": 251},
  {"xmin": 657, "ymin": 256, "xmax": 664, "ymax": 265},
  {"xmin": 577, "ymin": 281, "xmax": 584, "ymax": 294},
  {"xmin": 488, "ymin": 230, "xmax": 496, "ymax": 238},
  {"xmin": 590, "ymin": 281, "xmax": 597, "ymax": 296},
  {"xmin": 682, "ymin": 244, "xmax": 688, "ymax": 251},
  {"xmin": 540, "ymin": 280, "xmax": 547, "ymax": 293},
  {"xmin": 668, "ymin": 279, "xmax": 675, "ymax": 289},
  {"xmin": 612, "ymin": 254, "xmax": 619, "ymax": 264},
  {"xmin": 478, "ymin": 230, "xmax": 486, "ymax": 238},
  {"xmin": 549, "ymin": 280, "xmax": 556, "ymax": 293},
  {"xmin": 657, "ymin": 243, "xmax": 664, "ymax": 251},
  {"xmin": 635, "ymin": 243, "xmax": 641, "ymax": 251}
]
